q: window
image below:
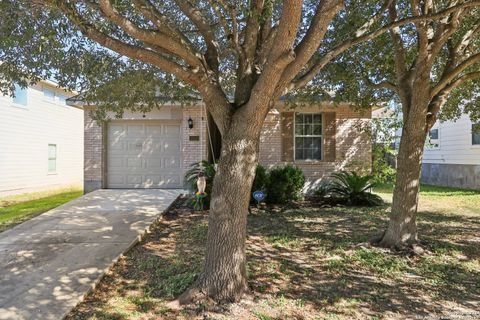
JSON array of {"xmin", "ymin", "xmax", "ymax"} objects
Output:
[
  {"xmin": 12, "ymin": 85, "xmax": 28, "ymax": 107},
  {"xmin": 428, "ymin": 128, "xmax": 439, "ymax": 148},
  {"xmin": 56, "ymin": 94, "xmax": 67, "ymax": 106},
  {"xmin": 43, "ymin": 87, "xmax": 68, "ymax": 106},
  {"xmin": 473, "ymin": 124, "xmax": 480, "ymax": 145},
  {"xmin": 294, "ymin": 113, "xmax": 322, "ymax": 160},
  {"xmin": 43, "ymin": 88, "xmax": 56, "ymax": 103},
  {"xmin": 48, "ymin": 144, "xmax": 57, "ymax": 173}
]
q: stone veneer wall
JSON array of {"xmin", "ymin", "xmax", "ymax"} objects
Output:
[{"xmin": 258, "ymin": 105, "xmax": 372, "ymax": 191}]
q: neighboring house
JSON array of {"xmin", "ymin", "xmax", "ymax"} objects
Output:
[
  {"xmin": 373, "ymin": 106, "xmax": 480, "ymax": 190},
  {"xmin": 68, "ymin": 97, "xmax": 371, "ymax": 194},
  {"xmin": 422, "ymin": 115, "xmax": 480, "ymax": 190},
  {"xmin": 0, "ymin": 80, "xmax": 83, "ymax": 196}
]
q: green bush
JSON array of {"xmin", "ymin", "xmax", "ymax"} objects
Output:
[
  {"xmin": 328, "ymin": 171, "xmax": 383, "ymax": 206},
  {"xmin": 266, "ymin": 165, "xmax": 305, "ymax": 204},
  {"xmin": 252, "ymin": 164, "xmax": 269, "ymax": 192},
  {"xmin": 372, "ymin": 144, "xmax": 397, "ymax": 184},
  {"xmin": 185, "ymin": 162, "xmax": 272, "ymax": 208}
]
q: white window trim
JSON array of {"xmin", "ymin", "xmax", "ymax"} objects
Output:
[
  {"xmin": 472, "ymin": 123, "xmax": 480, "ymax": 148},
  {"xmin": 43, "ymin": 86, "xmax": 62, "ymax": 105},
  {"xmin": 48, "ymin": 144, "xmax": 58, "ymax": 174},
  {"xmin": 427, "ymin": 127, "xmax": 440, "ymax": 150},
  {"xmin": 293, "ymin": 112, "xmax": 323, "ymax": 162},
  {"xmin": 9, "ymin": 86, "xmax": 29, "ymax": 109}
]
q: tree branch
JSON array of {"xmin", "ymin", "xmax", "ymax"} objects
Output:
[
  {"xmin": 174, "ymin": 0, "xmax": 220, "ymax": 73},
  {"xmin": 292, "ymin": 0, "xmax": 480, "ymax": 91},
  {"xmin": 427, "ymin": 71, "xmax": 480, "ymax": 126},
  {"xmin": 53, "ymin": 1, "xmax": 200, "ymax": 86},
  {"xmin": 96, "ymin": 0, "xmax": 202, "ymax": 68},
  {"xmin": 432, "ymin": 51, "xmax": 480, "ymax": 97}
]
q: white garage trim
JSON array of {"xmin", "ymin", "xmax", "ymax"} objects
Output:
[{"xmin": 106, "ymin": 120, "xmax": 183, "ymax": 189}]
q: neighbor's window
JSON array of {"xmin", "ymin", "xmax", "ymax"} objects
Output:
[
  {"xmin": 428, "ymin": 128, "xmax": 439, "ymax": 148},
  {"xmin": 295, "ymin": 113, "xmax": 322, "ymax": 160},
  {"xmin": 12, "ymin": 84, "xmax": 28, "ymax": 107},
  {"xmin": 473, "ymin": 124, "xmax": 480, "ymax": 145},
  {"xmin": 48, "ymin": 144, "xmax": 57, "ymax": 173},
  {"xmin": 43, "ymin": 88, "xmax": 56, "ymax": 103}
]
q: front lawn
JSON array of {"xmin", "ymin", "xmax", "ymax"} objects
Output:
[
  {"xmin": 67, "ymin": 186, "xmax": 480, "ymax": 320},
  {"xmin": 0, "ymin": 188, "xmax": 83, "ymax": 232}
]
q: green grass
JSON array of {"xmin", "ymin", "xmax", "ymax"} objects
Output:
[
  {"xmin": 374, "ymin": 183, "xmax": 480, "ymax": 215},
  {"xmin": 0, "ymin": 189, "xmax": 82, "ymax": 231},
  {"xmin": 374, "ymin": 182, "xmax": 480, "ymax": 197}
]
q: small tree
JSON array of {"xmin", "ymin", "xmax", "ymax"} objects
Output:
[
  {"xmin": 320, "ymin": 1, "xmax": 480, "ymax": 248},
  {"xmin": 371, "ymin": 106, "xmax": 401, "ymax": 183}
]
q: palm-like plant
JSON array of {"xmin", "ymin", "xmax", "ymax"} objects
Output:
[
  {"xmin": 185, "ymin": 160, "xmax": 216, "ymax": 192},
  {"xmin": 328, "ymin": 171, "xmax": 383, "ymax": 206},
  {"xmin": 185, "ymin": 161, "xmax": 216, "ymax": 209}
]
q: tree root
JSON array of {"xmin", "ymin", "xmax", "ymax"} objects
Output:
[
  {"xmin": 369, "ymin": 231, "xmax": 428, "ymax": 256},
  {"xmin": 167, "ymin": 283, "xmax": 251, "ymax": 311}
]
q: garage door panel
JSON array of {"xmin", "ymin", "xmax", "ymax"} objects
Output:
[
  {"xmin": 127, "ymin": 174, "xmax": 142, "ymax": 185},
  {"xmin": 107, "ymin": 122, "xmax": 182, "ymax": 189},
  {"xmin": 163, "ymin": 140, "xmax": 181, "ymax": 154},
  {"xmin": 164, "ymin": 157, "xmax": 181, "ymax": 169},
  {"xmin": 108, "ymin": 140, "xmax": 125, "ymax": 153},
  {"xmin": 164, "ymin": 125, "xmax": 181, "ymax": 137},
  {"xmin": 126, "ymin": 125, "xmax": 144, "ymax": 137},
  {"xmin": 108, "ymin": 175, "xmax": 125, "ymax": 185},
  {"xmin": 145, "ymin": 158, "xmax": 162, "ymax": 169},
  {"xmin": 126, "ymin": 140, "xmax": 144, "ymax": 154},
  {"xmin": 126, "ymin": 157, "xmax": 142, "ymax": 168},
  {"xmin": 109, "ymin": 125, "xmax": 126, "ymax": 138},
  {"xmin": 108, "ymin": 157, "xmax": 124, "ymax": 168},
  {"xmin": 143, "ymin": 139, "xmax": 162, "ymax": 153},
  {"xmin": 146, "ymin": 125, "xmax": 162, "ymax": 135},
  {"xmin": 144, "ymin": 175, "xmax": 161, "ymax": 187},
  {"xmin": 162, "ymin": 174, "xmax": 181, "ymax": 186}
]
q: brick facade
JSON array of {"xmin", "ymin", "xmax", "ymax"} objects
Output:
[
  {"xmin": 84, "ymin": 109, "xmax": 104, "ymax": 193},
  {"xmin": 259, "ymin": 104, "xmax": 372, "ymax": 191},
  {"xmin": 83, "ymin": 103, "xmax": 371, "ymax": 194}
]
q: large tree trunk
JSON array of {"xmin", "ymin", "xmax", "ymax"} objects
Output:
[
  {"xmin": 379, "ymin": 105, "xmax": 428, "ymax": 248},
  {"xmin": 181, "ymin": 114, "xmax": 262, "ymax": 303}
]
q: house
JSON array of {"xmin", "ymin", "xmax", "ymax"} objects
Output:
[
  {"xmin": 422, "ymin": 115, "xmax": 480, "ymax": 190},
  {"xmin": 372, "ymin": 106, "xmax": 480, "ymax": 190},
  {"xmin": 68, "ymin": 98, "xmax": 371, "ymax": 194},
  {"xmin": 0, "ymin": 80, "xmax": 83, "ymax": 196}
]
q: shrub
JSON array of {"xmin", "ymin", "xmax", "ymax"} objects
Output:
[
  {"xmin": 252, "ymin": 164, "xmax": 269, "ymax": 192},
  {"xmin": 314, "ymin": 181, "xmax": 332, "ymax": 198},
  {"xmin": 185, "ymin": 162, "xmax": 272, "ymax": 207},
  {"xmin": 328, "ymin": 171, "xmax": 383, "ymax": 206},
  {"xmin": 372, "ymin": 144, "xmax": 397, "ymax": 184},
  {"xmin": 266, "ymin": 165, "xmax": 305, "ymax": 204}
]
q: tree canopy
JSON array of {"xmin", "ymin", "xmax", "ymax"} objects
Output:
[
  {"xmin": 319, "ymin": 0, "xmax": 480, "ymax": 123},
  {"xmin": 2, "ymin": 1, "xmax": 478, "ymax": 123}
]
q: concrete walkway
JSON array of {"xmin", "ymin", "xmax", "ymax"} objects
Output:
[{"xmin": 0, "ymin": 189, "xmax": 182, "ymax": 320}]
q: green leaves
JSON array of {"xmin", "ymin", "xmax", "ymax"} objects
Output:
[{"xmin": 327, "ymin": 171, "xmax": 384, "ymax": 206}]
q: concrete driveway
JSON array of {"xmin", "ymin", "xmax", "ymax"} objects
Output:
[{"xmin": 0, "ymin": 189, "xmax": 182, "ymax": 320}]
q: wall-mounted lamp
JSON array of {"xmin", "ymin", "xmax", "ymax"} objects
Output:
[{"xmin": 187, "ymin": 117, "xmax": 194, "ymax": 129}]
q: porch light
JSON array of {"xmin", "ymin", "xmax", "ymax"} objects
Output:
[{"xmin": 188, "ymin": 117, "xmax": 194, "ymax": 129}]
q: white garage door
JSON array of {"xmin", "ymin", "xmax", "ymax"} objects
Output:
[{"xmin": 107, "ymin": 121, "xmax": 182, "ymax": 189}]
